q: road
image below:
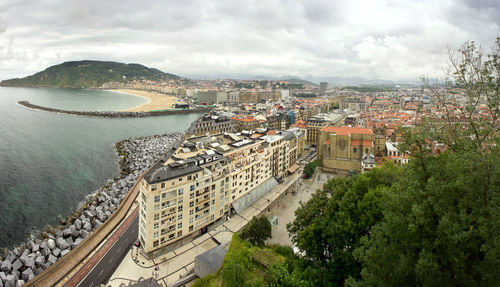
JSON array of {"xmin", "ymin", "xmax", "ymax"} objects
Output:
[{"xmin": 64, "ymin": 210, "xmax": 139, "ymax": 287}]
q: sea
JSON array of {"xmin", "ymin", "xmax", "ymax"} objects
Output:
[{"xmin": 0, "ymin": 87, "xmax": 201, "ymax": 248}]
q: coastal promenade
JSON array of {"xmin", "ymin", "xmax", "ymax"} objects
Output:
[
  {"xmin": 25, "ymin": 154, "xmax": 158, "ymax": 287},
  {"xmin": 107, "ymin": 170, "xmax": 302, "ymax": 286}
]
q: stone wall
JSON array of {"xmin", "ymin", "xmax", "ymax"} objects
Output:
[{"xmin": 0, "ymin": 132, "xmax": 183, "ymax": 286}]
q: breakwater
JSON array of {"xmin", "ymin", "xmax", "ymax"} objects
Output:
[
  {"xmin": 18, "ymin": 101, "xmax": 212, "ymax": 117},
  {"xmin": 0, "ymin": 132, "xmax": 183, "ymax": 286}
]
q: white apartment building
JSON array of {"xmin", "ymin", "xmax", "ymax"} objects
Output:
[{"xmin": 139, "ymin": 130, "xmax": 303, "ymax": 258}]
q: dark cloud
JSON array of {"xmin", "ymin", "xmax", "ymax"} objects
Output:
[{"xmin": 0, "ymin": 0, "xmax": 497, "ymax": 81}]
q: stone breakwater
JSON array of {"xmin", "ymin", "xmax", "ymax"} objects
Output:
[
  {"xmin": 17, "ymin": 101, "xmax": 211, "ymax": 118},
  {"xmin": 0, "ymin": 132, "xmax": 183, "ymax": 286}
]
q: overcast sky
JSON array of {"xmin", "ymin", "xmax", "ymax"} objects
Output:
[{"xmin": 0, "ymin": 0, "xmax": 498, "ymax": 82}]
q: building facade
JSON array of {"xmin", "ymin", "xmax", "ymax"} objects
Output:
[
  {"xmin": 186, "ymin": 114, "xmax": 234, "ymax": 136},
  {"xmin": 139, "ymin": 129, "xmax": 304, "ymax": 258},
  {"xmin": 318, "ymin": 126, "xmax": 374, "ymax": 172}
]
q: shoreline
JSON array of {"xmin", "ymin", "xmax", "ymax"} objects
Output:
[
  {"xmin": 0, "ymin": 132, "xmax": 185, "ymax": 285},
  {"xmin": 106, "ymin": 89, "xmax": 151, "ymax": 110},
  {"xmin": 113, "ymin": 89, "xmax": 186, "ymax": 112}
]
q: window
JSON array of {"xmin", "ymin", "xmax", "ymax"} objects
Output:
[
  {"xmin": 154, "ymin": 214, "xmax": 159, "ymax": 220},
  {"xmin": 353, "ymin": 147, "xmax": 357, "ymax": 153},
  {"xmin": 151, "ymin": 185, "xmax": 157, "ymax": 191},
  {"xmin": 154, "ymin": 231, "xmax": 159, "ymax": 238},
  {"xmin": 177, "ymin": 223, "xmax": 182, "ymax": 229},
  {"xmin": 154, "ymin": 196, "xmax": 160, "ymax": 203},
  {"xmin": 212, "ymin": 184, "xmax": 216, "ymax": 190},
  {"xmin": 154, "ymin": 222, "xmax": 159, "ymax": 229},
  {"xmin": 178, "ymin": 206, "xmax": 183, "ymax": 212},
  {"xmin": 154, "ymin": 204, "xmax": 159, "ymax": 211},
  {"xmin": 178, "ymin": 214, "xmax": 183, "ymax": 220},
  {"xmin": 189, "ymin": 225, "xmax": 194, "ymax": 232},
  {"xmin": 179, "ymin": 177, "xmax": 183, "ymax": 182},
  {"xmin": 187, "ymin": 175, "xmax": 192, "ymax": 180},
  {"xmin": 189, "ymin": 201, "xmax": 194, "ymax": 207},
  {"xmin": 162, "ymin": 193, "xmax": 166, "ymax": 199},
  {"xmin": 153, "ymin": 240, "xmax": 159, "ymax": 247},
  {"xmin": 161, "ymin": 183, "xmax": 165, "ymax": 189},
  {"xmin": 190, "ymin": 209, "xmax": 194, "ymax": 215},
  {"xmin": 189, "ymin": 217, "xmax": 194, "ymax": 223},
  {"xmin": 190, "ymin": 185, "xmax": 194, "ymax": 191},
  {"xmin": 177, "ymin": 231, "xmax": 182, "ymax": 237},
  {"xmin": 190, "ymin": 193, "xmax": 194, "ymax": 199},
  {"xmin": 178, "ymin": 188, "xmax": 183, "ymax": 195}
]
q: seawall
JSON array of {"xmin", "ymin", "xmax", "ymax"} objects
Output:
[{"xmin": 17, "ymin": 101, "xmax": 211, "ymax": 118}]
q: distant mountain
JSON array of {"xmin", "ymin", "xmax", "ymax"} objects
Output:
[
  {"xmin": 0, "ymin": 60, "xmax": 180, "ymax": 88},
  {"xmin": 280, "ymin": 77, "xmax": 319, "ymax": 87},
  {"xmin": 304, "ymin": 76, "xmax": 419, "ymax": 87}
]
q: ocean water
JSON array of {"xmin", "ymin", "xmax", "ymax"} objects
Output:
[{"xmin": 0, "ymin": 87, "xmax": 200, "ymax": 248}]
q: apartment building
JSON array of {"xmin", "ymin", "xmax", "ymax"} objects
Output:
[
  {"xmin": 231, "ymin": 116, "xmax": 259, "ymax": 131},
  {"xmin": 305, "ymin": 112, "xmax": 345, "ymax": 146},
  {"xmin": 186, "ymin": 114, "xmax": 234, "ymax": 136},
  {"xmin": 139, "ymin": 129, "xmax": 304, "ymax": 258}
]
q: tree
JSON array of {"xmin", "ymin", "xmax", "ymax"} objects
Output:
[
  {"xmin": 348, "ymin": 39, "xmax": 500, "ymax": 287},
  {"xmin": 241, "ymin": 215, "xmax": 272, "ymax": 246},
  {"xmin": 287, "ymin": 164, "xmax": 399, "ymax": 286},
  {"xmin": 302, "ymin": 160, "xmax": 320, "ymax": 179}
]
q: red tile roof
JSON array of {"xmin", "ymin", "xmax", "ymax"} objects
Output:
[
  {"xmin": 231, "ymin": 116, "xmax": 256, "ymax": 122},
  {"xmin": 351, "ymin": 139, "xmax": 373, "ymax": 146},
  {"xmin": 321, "ymin": 126, "xmax": 373, "ymax": 135}
]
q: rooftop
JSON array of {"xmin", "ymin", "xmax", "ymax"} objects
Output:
[{"xmin": 321, "ymin": 126, "xmax": 373, "ymax": 135}]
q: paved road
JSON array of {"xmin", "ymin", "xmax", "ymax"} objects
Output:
[{"xmin": 64, "ymin": 209, "xmax": 139, "ymax": 287}]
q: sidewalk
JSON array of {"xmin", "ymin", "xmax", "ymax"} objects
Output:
[{"xmin": 107, "ymin": 171, "xmax": 302, "ymax": 287}]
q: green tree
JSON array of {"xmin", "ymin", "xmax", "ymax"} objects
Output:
[
  {"xmin": 348, "ymin": 39, "xmax": 500, "ymax": 287},
  {"xmin": 241, "ymin": 215, "xmax": 272, "ymax": 246},
  {"xmin": 265, "ymin": 263, "xmax": 304, "ymax": 287},
  {"xmin": 302, "ymin": 160, "xmax": 320, "ymax": 178},
  {"xmin": 287, "ymin": 164, "xmax": 399, "ymax": 286}
]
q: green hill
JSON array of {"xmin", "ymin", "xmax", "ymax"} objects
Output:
[{"xmin": 0, "ymin": 60, "xmax": 180, "ymax": 88}]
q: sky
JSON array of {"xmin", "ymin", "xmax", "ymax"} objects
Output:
[{"xmin": 0, "ymin": 0, "xmax": 498, "ymax": 82}]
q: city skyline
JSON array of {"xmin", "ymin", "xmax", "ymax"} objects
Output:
[{"xmin": 0, "ymin": 0, "xmax": 498, "ymax": 82}]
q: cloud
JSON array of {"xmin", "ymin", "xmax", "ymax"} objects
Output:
[{"xmin": 0, "ymin": 0, "xmax": 498, "ymax": 82}]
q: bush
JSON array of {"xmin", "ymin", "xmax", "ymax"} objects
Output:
[
  {"xmin": 221, "ymin": 261, "xmax": 247, "ymax": 287},
  {"xmin": 241, "ymin": 215, "xmax": 272, "ymax": 246}
]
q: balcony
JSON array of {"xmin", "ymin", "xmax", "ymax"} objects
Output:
[
  {"xmin": 195, "ymin": 195, "xmax": 210, "ymax": 206},
  {"xmin": 195, "ymin": 203, "xmax": 210, "ymax": 213}
]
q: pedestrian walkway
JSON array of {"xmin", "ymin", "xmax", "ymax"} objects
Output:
[{"xmin": 107, "ymin": 171, "xmax": 302, "ymax": 287}]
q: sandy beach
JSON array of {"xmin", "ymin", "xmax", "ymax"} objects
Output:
[{"xmin": 117, "ymin": 89, "xmax": 185, "ymax": 112}]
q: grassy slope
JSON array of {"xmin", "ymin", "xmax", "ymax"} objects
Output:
[{"xmin": 192, "ymin": 233, "xmax": 285, "ymax": 287}]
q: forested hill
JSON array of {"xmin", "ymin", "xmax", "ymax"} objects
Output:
[{"xmin": 0, "ymin": 60, "xmax": 180, "ymax": 88}]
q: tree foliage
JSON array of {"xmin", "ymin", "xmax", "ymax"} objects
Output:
[
  {"xmin": 303, "ymin": 160, "xmax": 321, "ymax": 178},
  {"xmin": 284, "ymin": 39, "xmax": 499, "ymax": 287},
  {"xmin": 347, "ymin": 39, "xmax": 500, "ymax": 287},
  {"xmin": 287, "ymin": 164, "xmax": 399, "ymax": 286},
  {"xmin": 241, "ymin": 215, "xmax": 273, "ymax": 246}
]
